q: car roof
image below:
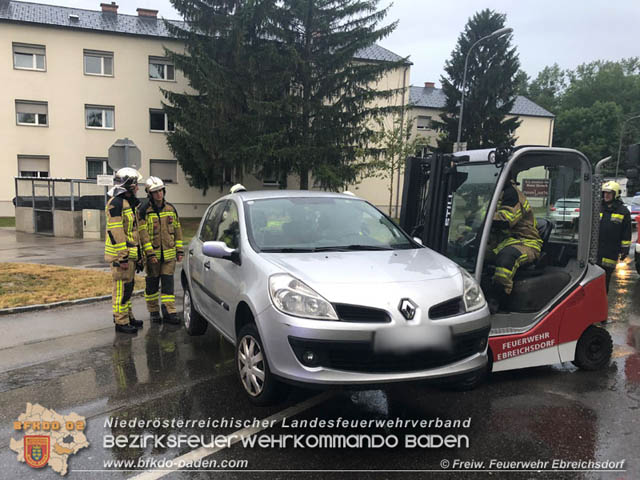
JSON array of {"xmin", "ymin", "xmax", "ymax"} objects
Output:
[{"xmin": 228, "ymin": 190, "xmax": 363, "ymax": 202}]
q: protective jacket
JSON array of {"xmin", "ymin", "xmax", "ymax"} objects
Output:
[
  {"xmin": 105, "ymin": 195, "xmax": 140, "ymax": 263},
  {"xmin": 490, "ymin": 181, "xmax": 543, "ymax": 255},
  {"xmin": 598, "ymin": 199, "xmax": 631, "ymax": 268},
  {"xmin": 138, "ymin": 199, "xmax": 184, "ymax": 261}
]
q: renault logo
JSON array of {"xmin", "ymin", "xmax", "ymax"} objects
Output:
[{"xmin": 398, "ymin": 298, "xmax": 418, "ymax": 320}]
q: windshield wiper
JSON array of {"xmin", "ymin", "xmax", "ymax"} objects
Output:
[
  {"xmin": 312, "ymin": 245, "xmax": 394, "ymax": 251},
  {"xmin": 260, "ymin": 247, "xmax": 317, "ymax": 253}
]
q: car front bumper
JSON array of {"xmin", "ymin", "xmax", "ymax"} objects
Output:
[{"xmin": 256, "ymin": 305, "xmax": 491, "ymax": 385}]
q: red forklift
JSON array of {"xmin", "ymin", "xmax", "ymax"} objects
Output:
[{"xmin": 399, "ymin": 146, "xmax": 636, "ymax": 375}]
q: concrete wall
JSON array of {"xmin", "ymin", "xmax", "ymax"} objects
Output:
[
  {"xmin": 15, "ymin": 207, "xmax": 34, "ymax": 233},
  {"xmin": 53, "ymin": 210, "xmax": 83, "ymax": 238}
]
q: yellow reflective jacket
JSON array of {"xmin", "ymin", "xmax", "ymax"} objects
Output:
[
  {"xmin": 105, "ymin": 195, "xmax": 140, "ymax": 263},
  {"xmin": 138, "ymin": 199, "xmax": 184, "ymax": 261},
  {"xmin": 490, "ymin": 181, "xmax": 542, "ymax": 254}
]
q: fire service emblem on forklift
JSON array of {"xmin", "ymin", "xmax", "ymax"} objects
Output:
[{"xmin": 398, "ymin": 299, "xmax": 418, "ymax": 320}]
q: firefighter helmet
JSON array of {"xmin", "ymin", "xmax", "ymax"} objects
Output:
[
  {"xmin": 145, "ymin": 176, "xmax": 165, "ymax": 194},
  {"xmin": 108, "ymin": 167, "xmax": 142, "ymax": 197},
  {"xmin": 230, "ymin": 184, "xmax": 246, "ymax": 194},
  {"xmin": 602, "ymin": 181, "xmax": 621, "ymax": 199}
]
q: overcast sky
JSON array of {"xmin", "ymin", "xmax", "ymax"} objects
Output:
[{"xmin": 38, "ymin": 0, "xmax": 640, "ymax": 88}]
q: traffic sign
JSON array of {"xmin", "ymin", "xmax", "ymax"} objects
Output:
[{"xmin": 108, "ymin": 138, "xmax": 141, "ymax": 171}]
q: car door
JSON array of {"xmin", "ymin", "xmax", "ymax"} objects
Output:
[
  {"xmin": 189, "ymin": 201, "xmax": 225, "ymax": 318},
  {"xmin": 201, "ymin": 200, "xmax": 243, "ymax": 338}
]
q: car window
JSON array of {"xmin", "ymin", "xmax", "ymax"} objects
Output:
[
  {"xmin": 555, "ymin": 200, "xmax": 580, "ymax": 209},
  {"xmin": 245, "ymin": 197, "xmax": 414, "ymax": 251},
  {"xmin": 215, "ymin": 201, "xmax": 240, "ymax": 249},
  {"xmin": 199, "ymin": 202, "xmax": 226, "ymax": 242},
  {"xmin": 632, "ymin": 196, "xmax": 640, "ymax": 206}
]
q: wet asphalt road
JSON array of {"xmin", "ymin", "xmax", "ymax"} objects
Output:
[{"xmin": 0, "ymin": 265, "xmax": 639, "ymax": 479}]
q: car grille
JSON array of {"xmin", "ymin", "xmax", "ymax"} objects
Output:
[
  {"xmin": 429, "ymin": 297, "xmax": 464, "ymax": 319},
  {"xmin": 333, "ymin": 304, "xmax": 391, "ymax": 323},
  {"xmin": 288, "ymin": 327, "xmax": 489, "ymax": 374}
]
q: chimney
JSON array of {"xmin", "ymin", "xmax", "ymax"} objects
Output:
[
  {"xmin": 424, "ymin": 82, "xmax": 435, "ymax": 89},
  {"xmin": 100, "ymin": 2, "xmax": 118, "ymax": 13},
  {"xmin": 137, "ymin": 8, "xmax": 158, "ymax": 18}
]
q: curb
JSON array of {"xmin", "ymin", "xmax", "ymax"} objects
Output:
[{"xmin": 0, "ymin": 290, "xmax": 145, "ymax": 316}]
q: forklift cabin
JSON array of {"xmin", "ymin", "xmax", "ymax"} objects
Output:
[{"xmin": 400, "ymin": 147, "xmax": 611, "ymax": 373}]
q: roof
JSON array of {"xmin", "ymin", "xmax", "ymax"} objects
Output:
[
  {"xmin": 409, "ymin": 85, "xmax": 554, "ymax": 118},
  {"xmin": 0, "ymin": 1, "xmax": 409, "ymax": 63}
]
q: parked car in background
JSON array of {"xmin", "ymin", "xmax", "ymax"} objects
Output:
[
  {"xmin": 181, "ymin": 190, "xmax": 491, "ymax": 404},
  {"xmin": 549, "ymin": 198, "xmax": 581, "ymax": 226},
  {"xmin": 627, "ymin": 195, "xmax": 640, "ymax": 223}
]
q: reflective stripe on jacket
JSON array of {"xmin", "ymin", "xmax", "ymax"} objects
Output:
[
  {"xmin": 138, "ymin": 199, "xmax": 184, "ymax": 260},
  {"xmin": 105, "ymin": 195, "xmax": 140, "ymax": 262}
]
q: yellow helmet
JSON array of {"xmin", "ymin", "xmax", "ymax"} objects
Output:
[{"xmin": 602, "ymin": 181, "xmax": 621, "ymax": 199}]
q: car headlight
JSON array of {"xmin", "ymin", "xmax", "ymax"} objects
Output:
[
  {"xmin": 459, "ymin": 268, "xmax": 486, "ymax": 312},
  {"xmin": 269, "ymin": 274, "xmax": 338, "ymax": 320}
]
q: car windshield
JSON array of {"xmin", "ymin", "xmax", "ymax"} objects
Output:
[
  {"xmin": 632, "ymin": 196, "xmax": 640, "ymax": 206},
  {"xmin": 244, "ymin": 197, "xmax": 415, "ymax": 252}
]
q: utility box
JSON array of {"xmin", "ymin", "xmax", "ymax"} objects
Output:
[{"xmin": 83, "ymin": 209, "xmax": 104, "ymax": 240}]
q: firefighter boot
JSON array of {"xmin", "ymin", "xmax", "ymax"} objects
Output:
[
  {"xmin": 150, "ymin": 311, "xmax": 161, "ymax": 323},
  {"xmin": 161, "ymin": 304, "xmax": 180, "ymax": 325}
]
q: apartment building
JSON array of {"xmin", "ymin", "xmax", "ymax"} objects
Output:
[{"xmin": 0, "ymin": 0, "xmax": 412, "ymax": 219}]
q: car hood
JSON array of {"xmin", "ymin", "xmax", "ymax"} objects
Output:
[{"xmin": 261, "ymin": 248, "xmax": 460, "ymax": 285}]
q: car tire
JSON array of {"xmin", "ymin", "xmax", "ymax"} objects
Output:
[
  {"xmin": 572, "ymin": 325, "xmax": 613, "ymax": 371},
  {"xmin": 236, "ymin": 324, "xmax": 287, "ymax": 406},
  {"xmin": 183, "ymin": 286, "xmax": 207, "ymax": 336}
]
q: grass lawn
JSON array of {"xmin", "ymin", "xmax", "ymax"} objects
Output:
[
  {"xmin": 181, "ymin": 217, "xmax": 201, "ymax": 243},
  {"xmin": 0, "ymin": 263, "xmax": 145, "ymax": 309},
  {"xmin": 0, "ymin": 217, "xmax": 15, "ymax": 227}
]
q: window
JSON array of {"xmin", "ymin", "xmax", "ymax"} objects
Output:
[
  {"xmin": 215, "ymin": 202, "xmax": 240, "ymax": 249},
  {"xmin": 18, "ymin": 155, "xmax": 49, "ymax": 177},
  {"xmin": 416, "ymin": 115, "xmax": 432, "ymax": 130},
  {"xmin": 149, "ymin": 109, "xmax": 175, "ymax": 132},
  {"xmin": 16, "ymin": 101, "xmax": 48, "ymax": 126},
  {"xmin": 85, "ymin": 105, "xmax": 114, "ymax": 129},
  {"xmin": 149, "ymin": 57, "xmax": 175, "ymax": 81},
  {"xmin": 13, "ymin": 43, "xmax": 46, "ymax": 71},
  {"xmin": 200, "ymin": 202, "xmax": 226, "ymax": 242},
  {"xmin": 84, "ymin": 50, "xmax": 113, "ymax": 76},
  {"xmin": 150, "ymin": 160, "xmax": 177, "ymax": 183},
  {"xmin": 86, "ymin": 157, "xmax": 113, "ymax": 179}
]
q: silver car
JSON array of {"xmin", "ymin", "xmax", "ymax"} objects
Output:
[{"xmin": 181, "ymin": 190, "xmax": 491, "ymax": 404}]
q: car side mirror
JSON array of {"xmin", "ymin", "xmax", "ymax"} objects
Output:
[
  {"xmin": 202, "ymin": 241, "xmax": 239, "ymax": 263},
  {"xmin": 413, "ymin": 237, "xmax": 423, "ymax": 245}
]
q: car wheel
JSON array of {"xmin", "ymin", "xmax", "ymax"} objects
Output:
[
  {"xmin": 183, "ymin": 287, "xmax": 207, "ymax": 336},
  {"xmin": 236, "ymin": 324, "xmax": 287, "ymax": 406},
  {"xmin": 572, "ymin": 325, "xmax": 613, "ymax": 371}
]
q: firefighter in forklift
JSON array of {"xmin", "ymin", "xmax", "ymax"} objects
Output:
[
  {"xmin": 138, "ymin": 177, "xmax": 184, "ymax": 324},
  {"xmin": 486, "ymin": 176, "xmax": 543, "ymax": 313},
  {"xmin": 598, "ymin": 181, "xmax": 631, "ymax": 292},
  {"xmin": 105, "ymin": 167, "xmax": 145, "ymax": 334}
]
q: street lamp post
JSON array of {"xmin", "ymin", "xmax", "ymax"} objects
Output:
[
  {"xmin": 455, "ymin": 27, "xmax": 513, "ymax": 152},
  {"xmin": 615, "ymin": 113, "xmax": 640, "ymax": 177}
]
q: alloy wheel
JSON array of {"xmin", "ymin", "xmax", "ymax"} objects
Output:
[{"xmin": 237, "ymin": 335, "xmax": 265, "ymax": 396}]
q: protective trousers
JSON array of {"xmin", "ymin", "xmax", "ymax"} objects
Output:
[
  {"xmin": 492, "ymin": 244, "xmax": 540, "ymax": 295},
  {"xmin": 111, "ymin": 259, "xmax": 136, "ymax": 325},
  {"xmin": 145, "ymin": 259, "xmax": 176, "ymax": 314}
]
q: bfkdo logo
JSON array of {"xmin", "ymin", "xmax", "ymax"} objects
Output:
[
  {"xmin": 25, "ymin": 436, "xmax": 50, "ymax": 468},
  {"xmin": 10, "ymin": 403, "xmax": 89, "ymax": 476}
]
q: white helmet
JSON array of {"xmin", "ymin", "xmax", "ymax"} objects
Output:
[
  {"xmin": 108, "ymin": 167, "xmax": 142, "ymax": 197},
  {"xmin": 230, "ymin": 184, "xmax": 246, "ymax": 194},
  {"xmin": 145, "ymin": 176, "xmax": 165, "ymax": 194}
]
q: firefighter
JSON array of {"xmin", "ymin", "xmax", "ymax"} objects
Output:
[
  {"xmin": 487, "ymin": 178, "xmax": 543, "ymax": 311},
  {"xmin": 105, "ymin": 167, "xmax": 144, "ymax": 334},
  {"xmin": 598, "ymin": 181, "xmax": 631, "ymax": 292},
  {"xmin": 138, "ymin": 177, "xmax": 184, "ymax": 324}
]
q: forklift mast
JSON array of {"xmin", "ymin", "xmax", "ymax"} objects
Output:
[{"xmin": 399, "ymin": 154, "xmax": 465, "ymax": 254}]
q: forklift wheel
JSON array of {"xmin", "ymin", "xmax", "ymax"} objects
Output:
[{"xmin": 572, "ymin": 325, "xmax": 613, "ymax": 371}]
